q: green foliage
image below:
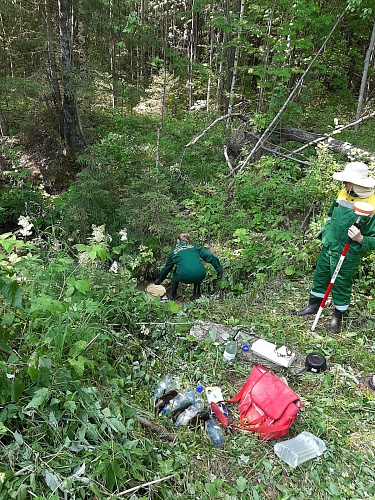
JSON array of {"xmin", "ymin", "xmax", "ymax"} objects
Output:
[
  {"xmin": 0, "ymin": 224, "xmax": 184, "ymax": 498},
  {"xmin": 0, "ymin": 152, "xmax": 49, "ymax": 232},
  {"xmin": 1, "ymin": 81, "xmax": 375, "ymax": 498}
]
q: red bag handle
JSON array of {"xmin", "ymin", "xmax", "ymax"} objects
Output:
[{"xmin": 210, "ymin": 402, "xmax": 230, "ymax": 427}]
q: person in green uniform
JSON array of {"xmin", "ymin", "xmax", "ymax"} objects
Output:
[
  {"xmin": 154, "ymin": 233, "xmax": 223, "ymax": 299},
  {"xmin": 296, "ymin": 161, "xmax": 375, "ymax": 333}
]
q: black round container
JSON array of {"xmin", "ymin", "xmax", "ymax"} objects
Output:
[{"xmin": 305, "ymin": 352, "xmax": 327, "ymax": 373}]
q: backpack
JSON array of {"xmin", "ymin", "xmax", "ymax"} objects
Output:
[{"xmin": 211, "ymin": 365, "xmax": 302, "ymax": 440}]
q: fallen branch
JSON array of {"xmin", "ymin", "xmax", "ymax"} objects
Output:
[
  {"xmin": 84, "ymin": 333, "xmax": 101, "ymax": 352},
  {"xmin": 184, "ymin": 113, "xmax": 245, "ymax": 148},
  {"xmin": 224, "ymin": 130, "xmax": 310, "ymax": 180},
  {"xmin": 136, "ymin": 415, "xmax": 176, "ymax": 442},
  {"xmin": 110, "ymin": 474, "xmax": 176, "ymax": 498},
  {"xmin": 256, "ymin": 143, "xmax": 310, "ymax": 165},
  {"xmin": 224, "ymin": 145, "xmax": 234, "ymax": 176}
]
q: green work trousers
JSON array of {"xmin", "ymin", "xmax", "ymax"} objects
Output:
[{"xmin": 310, "ymin": 246, "xmax": 361, "ymax": 311}]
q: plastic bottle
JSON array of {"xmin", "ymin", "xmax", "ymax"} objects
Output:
[
  {"xmin": 223, "ymin": 340, "xmax": 238, "ymax": 361},
  {"xmin": 160, "ymin": 387, "xmax": 196, "ymax": 415},
  {"xmin": 205, "ymin": 418, "xmax": 224, "ymax": 446},
  {"xmin": 153, "ymin": 375, "xmax": 180, "ymax": 399},
  {"xmin": 274, "ymin": 431, "xmax": 326, "ymax": 468},
  {"xmin": 175, "ymin": 386, "xmax": 205, "ymax": 426},
  {"xmin": 223, "ymin": 332, "xmax": 240, "ymax": 362}
]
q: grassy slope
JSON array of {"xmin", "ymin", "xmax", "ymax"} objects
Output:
[
  {"xmin": 1, "ymin": 97, "xmax": 375, "ymax": 499},
  {"xmin": 106, "ymin": 96, "xmax": 375, "ymax": 499},
  {"xmin": 138, "ymin": 276, "xmax": 374, "ymax": 500}
]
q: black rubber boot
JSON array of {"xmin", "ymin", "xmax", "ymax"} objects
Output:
[
  {"xmin": 295, "ymin": 297, "xmax": 321, "ymax": 316},
  {"xmin": 193, "ymin": 282, "xmax": 201, "ymax": 300},
  {"xmin": 170, "ymin": 281, "xmax": 179, "ymax": 300},
  {"xmin": 329, "ymin": 308, "xmax": 343, "ymax": 334},
  {"xmin": 368, "ymin": 375, "xmax": 375, "ymax": 392}
]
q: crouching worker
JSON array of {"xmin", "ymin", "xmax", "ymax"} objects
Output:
[{"xmin": 154, "ymin": 233, "xmax": 223, "ymax": 300}]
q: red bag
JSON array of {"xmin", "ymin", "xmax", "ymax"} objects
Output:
[{"xmin": 212, "ymin": 365, "xmax": 302, "ymax": 440}]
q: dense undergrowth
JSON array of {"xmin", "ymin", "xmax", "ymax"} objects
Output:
[{"xmin": 1, "ymin": 107, "xmax": 375, "ymax": 499}]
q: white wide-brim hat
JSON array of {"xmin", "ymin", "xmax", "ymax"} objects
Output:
[{"xmin": 333, "ymin": 161, "xmax": 375, "ymax": 188}]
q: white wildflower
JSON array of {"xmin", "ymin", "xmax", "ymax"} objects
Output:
[
  {"xmin": 78, "ymin": 251, "xmax": 92, "ymax": 266},
  {"xmin": 140, "ymin": 324, "xmax": 150, "ymax": 335},
  {"xmin": 91, "ymin": 224, "xmax": 106, "ymax": 243},
  {"xmin": 119, "ymin": 228, "xmax": 128, "ymax": 241},
  {"xmin": 18, "ymin": 215, "xmax": 34, "ymax": 237},
  {"xmin": 109, "ymin": 261, "xmax": 118, "ymax": 274},
  {"xmin": 9, "ymin": 253, "xmax": 21, "ymax": 264}
]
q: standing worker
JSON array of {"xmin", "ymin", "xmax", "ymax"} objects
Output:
[
  {"xmin": 296, "ymin": 162, "xmax": 375, "ymax": 333},
  {"xmin": 154, "ymin": 233, "xmax": 223, "ymax": 300}
]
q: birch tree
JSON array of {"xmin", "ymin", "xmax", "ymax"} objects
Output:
[
  {"xmin": 0, "ymin": 105, "xmax": 9, "ymax": 136},
  {"xmin": 355, "ymin": 18, "xmax": 375, "ymax": 131},
  {"xmin": 226, "ymin": 0, "xmax": 245, "ymax": 123}
]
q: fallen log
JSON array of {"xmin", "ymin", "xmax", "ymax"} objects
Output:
[{"xmin": 278, "ymin": 126, "xmax": 375, "ymax": 162}]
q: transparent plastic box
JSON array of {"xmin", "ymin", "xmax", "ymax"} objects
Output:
[{"xmin": 274, "ymin": 431, "xmax": 326, "ymax": 468}]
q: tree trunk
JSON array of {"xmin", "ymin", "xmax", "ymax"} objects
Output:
[
  {"xmin": 355, "ymin": 19, "xmax": 375, "ymax": 132},
  {"xmin": 58, "ymin": 0, "xmax": 76, "ymax": 158},
  {"xmin": 227, "ymin": 0, "xmax": 245, "ymax": 125},
  {"xmin": 187, "ymin": 0, "xmax": 195, "ymax": 109},
  {"xmin": 256, "ymin": 0, "xmax": 276, "ymax": 114},
  {"xmin": 206, "ymin": 4, "xmax": 215, "ymax": 112},
  {"xmin": 0, "ymin": 104, "xmax": 9, "ymax": 137},
  {"xmin": 45, "ymin": 0, "xmax": 64, "ymax": 134},
  {"xmin": 0, "ymin": 11, "xmax": 13, "ymax": 78},
  {"xmin": 109, "ymin": 0, "xmax": 118, "ymax": 108},
  {"xmin": 140, "ymin": 0, "xmax": 149, "ymax": 87},
  {"xmin": 224, "ymin": 0, "xmax": 236, "ymax": 114}
]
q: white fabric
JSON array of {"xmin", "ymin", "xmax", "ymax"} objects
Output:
[{"xmin": 352, "ymin": 184, "xmax": 375, "ymax": 198}]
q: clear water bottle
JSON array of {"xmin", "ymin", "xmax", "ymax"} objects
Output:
[
  {"xmin": 223, "ymin": 340, "xmax": 237, "ymax": 361},
  {"xmin": 153, "ymin": 375, "xmax": 180, "ymax": 399},
  {"xmin": 175, "ymin": 386, "xmax": 205, "ymax": 426},
  {"xmin": 205, "ymin": 418, "xmax": 224, "ymax": 446},
  {"xmin": 274, "ymin": 431, "xmax": 326, "ymax": 468},
  {"xmin": 160, "ymin": 387, "xmax": 196, "ymax": 415},
  {"xmin": 223, "ymin": 332, "xmax": 240, "ymax": 362}
]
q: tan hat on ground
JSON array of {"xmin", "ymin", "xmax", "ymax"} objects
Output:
[
  {"xmin": 146, "ymin": 283, "xmax": 166, "ymax": 296},
  {"xmin": 333, "ymin": 162, "xmax": 375, "ymax": 188}
]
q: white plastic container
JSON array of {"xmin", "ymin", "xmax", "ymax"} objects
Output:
[{"xmin": 274, "ymin": 431, "xmax": 326, "ymax": 468}]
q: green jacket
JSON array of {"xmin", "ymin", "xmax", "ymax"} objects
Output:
[
  {"xmin": 318, "ymin": 188, "xmax": 375, "ymax": 257},
  {"xmin": 159, "ymin": 241, "xmax": 222, "ymax": 284}
]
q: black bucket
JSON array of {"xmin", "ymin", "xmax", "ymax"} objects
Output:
[{"xmin": 305, "ymin": 352, "xmax": 327, "ymax": 373}]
